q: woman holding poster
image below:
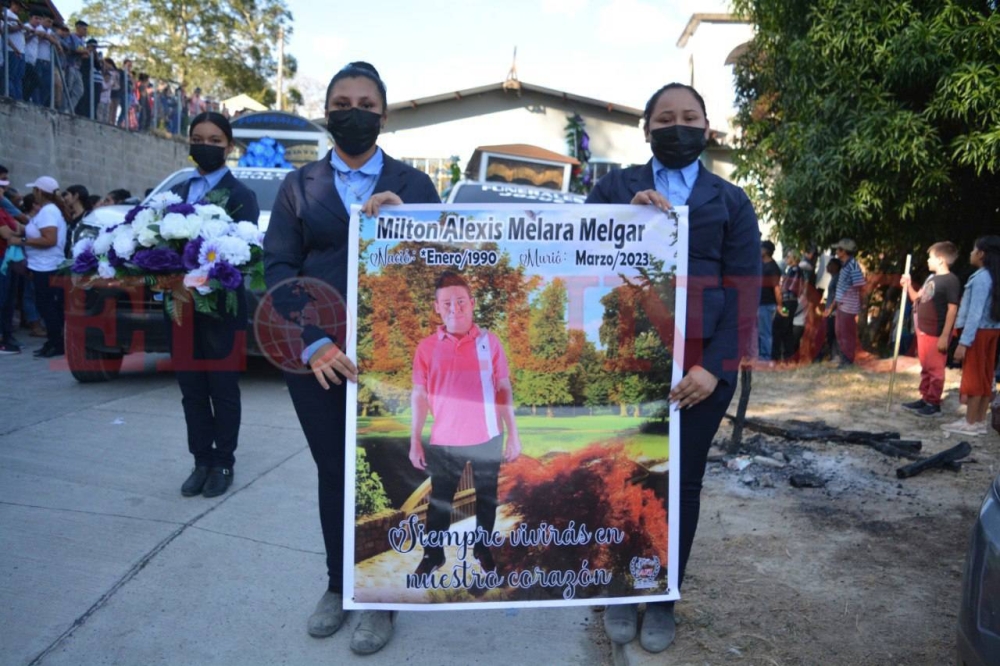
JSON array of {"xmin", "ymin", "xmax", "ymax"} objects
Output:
[
  {"xmin": 263, "ymin": 62, "xmax": 440, "ymax": 656},
  {"xmin": 586, "ymin": 82, "xmax": 761, "ymax": 653}
]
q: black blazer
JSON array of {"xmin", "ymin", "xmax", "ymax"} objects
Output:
[
  {"xmin": 171, "ymin": 170, "xmax": 261, "ymax": 225},
  {"xmin": 586, "ymin": 160, "xmax": 761, "ymax": 386},
  {"xmin": 263, "ymin": 151, "xmax": 441, "ymax": 349}
]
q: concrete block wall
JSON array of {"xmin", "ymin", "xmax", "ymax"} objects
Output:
[{"xmin": 0, "ymin": 97, "xmax": 191, "ymax": 199}]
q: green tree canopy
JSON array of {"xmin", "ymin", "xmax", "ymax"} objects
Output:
[
  {"xmin": 733, "ymin": 0, "xmax": 1000, "ymax": 258},
  {"xmin": 78, "ymin": 0, "xmax": 297, "ymax": 101}
]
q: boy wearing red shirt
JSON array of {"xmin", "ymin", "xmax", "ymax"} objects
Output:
[{"xmin": 409, "ymin": 271, "xmax": 521, "ymax": 575}]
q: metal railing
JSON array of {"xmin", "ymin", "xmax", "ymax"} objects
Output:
[{"xmin": 3, "ymin": 25, "xmax": 216, "ymax": 137}]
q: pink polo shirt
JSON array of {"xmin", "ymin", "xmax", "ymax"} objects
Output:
[{"xmin": 412, "ymin": 324, "xmax": 510, "ymax": 447}]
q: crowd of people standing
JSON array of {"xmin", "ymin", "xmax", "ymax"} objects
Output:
[
  {"xmin": 3, "ymin": 3, "xmax": 223, "ymax": 134},
  {"xmin": 0, "ymin": 162, "xmax": 134, "ymax": 356}
]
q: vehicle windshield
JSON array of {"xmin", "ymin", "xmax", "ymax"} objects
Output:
[
  {"xmin": 450, "ymin": 183, "xmax": 585, "ymax": 205},
  {"xmin": 146, "ymin": 169, "xmax": 287, "ymax": 212}
]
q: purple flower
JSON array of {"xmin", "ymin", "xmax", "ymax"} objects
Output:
[
  {"xmin": 182, "ymin": 237, "xmax": 204, "ymax": 270},
  {"xmin": 124, "ymin": 205, "xmax": 149, "ymax": 225},
  {"xmin": 72, "ymin": 249, "xmax": 99, "ymax": 274},
  {"xmin": 208, "ymin": 260, "xmax": 243, "ymax": 290},
  {"xmin": 132, "ymin": 248, "xmax": 184, "ymax": 273},
  {"xmin": 580, "ymin": 133, "xmax": 590, "ymax": 151},
  {"xmin": 166, "ymin": 202, "xmax": 198, "ymax": 216},
  {"xmin": 107, "ymin": 247, "xmax": 125, "ymax": 267}
]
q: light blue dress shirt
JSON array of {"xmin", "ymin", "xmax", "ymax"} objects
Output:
[
  {"xmin": 330, "ymin": 147, "xmax": 383, "ymax": 211},
  {"xmin": 186, "ymin": 166, "xmax": 229, "ymax": 205},
  {"xmin": 300, "ymin": 148, "xmax": 386, "ymax": 366},
  {"xmin": 652, "ymin": 156, "xmax": 700, "ymax": 207}
]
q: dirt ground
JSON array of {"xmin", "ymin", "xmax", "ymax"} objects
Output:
[{"xmin": 591, "ymin": 359, "xmax": 998, "ymax": 665}]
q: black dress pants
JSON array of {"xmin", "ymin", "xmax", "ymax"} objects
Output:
[
  {"xmin": 167, "ymin": 290, "xmax": 246, "ymax": 469},
  {"xmin": 284, "ymin": 371, "xmax": 348, "ymax": 592},
  {"xmin": 651, "ymin": 375, "xmax": 737, "ymax": 609}
]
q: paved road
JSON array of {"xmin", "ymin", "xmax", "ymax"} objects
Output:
[{"xmin": 1, "ymin": 341, "xmax": 609, "ymax": 665}]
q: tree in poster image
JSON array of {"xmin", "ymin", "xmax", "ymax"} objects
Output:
[
  {"xmin": 498, "ymin": 442, "xmax": 668, "ymax": 599},
  {"xmin": 566, "ymin": 330, "xmax": 612, "ymax": 414},
  {"xmin": 598, "ymin": 268, "xmax": 673, "ymax": 417},
  {"xmin": 514, "ymin": 279, "xmax": 574, "ymax": 417}
]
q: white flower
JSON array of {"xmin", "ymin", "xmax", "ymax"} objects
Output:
[
  {"xmin": 93, "ymin": 230, "xmax": 115, "ymax": 256},
  {"xmin": 130, "ymin": 208, "xmax": 158, "ymax": 236},
  {"xmin": 112, "ymin": 229, "xmax": 137, "ymax": 260},
  {"xmin": 98, "ymin": 259, "xmax": 115, "ymax": 279},
  {"xmin": 159, "ymin": 213, "xmax": 201, "ymax": 240},
  {"xmin": 195, "ymin": 204, "xmax": 232, "ymax": 222},
  {"xmin": 199, "ymin": 218, "xmax": 230, "ymax": 240},
  {"xmin": 198, "ymin": 239, "xmax": 222, "ymax": 267},
  {"xmin": 72, "ymin": 237, "xmax": 94, "ymax": 259},
  {"xmin": 136, "ymin": 225, "xmax": 160, "ymax": 248},
  {"xmin": 216, "ymin": 236, "xmax": 252, "ymax": 266},
  {"xmin": 146, "ymin": 192, "xmax": 183, "ymax": 211},
  {"xmin": 183, "ymin": 268, "xmax": 213, "ymax": 295},
  {"xmin": 233, "ymin": 221, "xmax": 263, "ymax": 247}
]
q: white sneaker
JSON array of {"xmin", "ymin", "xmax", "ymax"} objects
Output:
[
  {"xmin": 942, "ymin": 420, "xmax": 984, "ymax": 437},
  {"xmin": 941, "ymin": 417, "xmax": 968, "ymax": 431}
]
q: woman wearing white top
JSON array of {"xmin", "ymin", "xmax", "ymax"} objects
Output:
[{"xmin": 3, "ymin": 176, "xmax": 69, "ymax": 357}]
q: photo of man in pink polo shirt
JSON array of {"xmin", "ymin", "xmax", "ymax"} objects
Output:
[{"xmin": 409, "ymin": 270, "xmax": 522, "ymax": 576}]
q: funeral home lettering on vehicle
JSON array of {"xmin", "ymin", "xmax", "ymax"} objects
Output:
[{"xmin": 375, "ymin": 215, "xmax": 647, "ymax": 250}]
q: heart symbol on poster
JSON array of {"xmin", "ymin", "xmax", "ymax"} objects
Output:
[{"xmin": 387, "ymin": 525, "xmax": 408, "ymax": 553}]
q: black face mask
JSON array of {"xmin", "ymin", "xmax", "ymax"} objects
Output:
[
  {"xmin": 189, "ymin": 144, "xmax": 227, "ymax": 173},
  {"xmin": 327, "ymin": 108, "xmax": 382, "ymax": 157},
  {"xmin": 649, "ymin": 125, "xmax": 707, "ymax": 169}
]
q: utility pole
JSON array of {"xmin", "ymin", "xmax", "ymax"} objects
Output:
[{"xmin": 277, "ymin": 25, "xmax": 284, "ymax": 111}]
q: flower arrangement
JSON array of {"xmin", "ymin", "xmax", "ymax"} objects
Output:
[{"xmin": 69, "ymin": 192, "xmax": 265, "ymax": 324}]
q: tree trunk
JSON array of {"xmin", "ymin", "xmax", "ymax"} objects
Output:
[{"xmin": 620, "ymin": 402, "xmax": 627, "ymax": 416}]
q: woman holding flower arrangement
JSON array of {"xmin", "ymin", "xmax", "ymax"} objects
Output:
[
  {"xmin": 167, "ymin": 111, "xmax": 260, "ymax": 499},
  {"xmin": 68, "ymin": 112, "xmax": 261, "ymax": 498},
  {"xmin": 264, "ymin": 61, "xmax": 440, "ymax": 656}
]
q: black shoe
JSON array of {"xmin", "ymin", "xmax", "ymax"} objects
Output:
[
  {"xmin": 902, "ymin": 399, "xmax": 927, "ymax": 411},
  {"xmin": 181, "ymin": 466, "xmax": 211, "ymax": 496},
  {"xmin": 473, "ymin": 544, "xmax": 496, "ymax": 572},
  {"xmin": 202, "ymin": 467, "xmax": 233, "ymax": 498},
  {"xmin": 916, "ymin": 403, "xmax": 941, "ymax": 417},
  {"xmin": 33, "ymin": 342, "xmax": 53, "ymax": 357},
  {"xmin": 413, "ymin": 551, "xmax": 445, "ymax": 576},
  {"xmin": 0, "ymin": 341, "xmax": 21, "ymax": 355},
  {"xmin": 38, "ymin": 345, "xmax": 65, "ymax": 358}
]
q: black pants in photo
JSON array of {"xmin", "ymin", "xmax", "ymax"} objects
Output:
[
  {"xmin": 424, "ymin": 435, "xmax": 503, "ymax": 558},
  {"xmin": 33, "ymin": 270, "xmax": 65, "ymax": 350},
  {"xmin": 167, "ymin": 290, "xmax": 246, "ymax": 469}
]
